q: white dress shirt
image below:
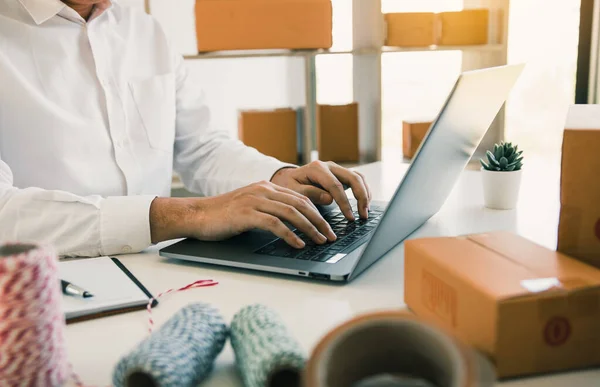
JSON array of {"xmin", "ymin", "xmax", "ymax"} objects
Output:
[{"xmin": 0, "ymin": 0, "xmax": 290, "ymax": 257}]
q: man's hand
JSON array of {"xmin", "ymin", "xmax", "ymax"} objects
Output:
[
  {"xmin": 149, "ymin": 181, "xmax": 337, "ymax": 248},
  {"xmin": 270, "ymin": 161, "xmax": 372, "ymax": 220}
]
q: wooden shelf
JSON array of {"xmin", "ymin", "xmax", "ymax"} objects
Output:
[
  {"xmin": 183, "ymin": 49, "xmax": 314, "ymax": 60},
  {"xmin": 182, "ymin": 44, "xmax": 505, "ymax": 60},
  {"xmin": 380, "ymin": 44, "xmax": 504, "ymax": 54}
]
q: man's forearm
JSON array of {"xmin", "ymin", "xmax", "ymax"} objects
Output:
[{"xmin": 149, "ymin": 197, "xmax": 200, "ymax": 244}]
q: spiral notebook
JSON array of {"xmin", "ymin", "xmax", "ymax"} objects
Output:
[{"xmin": 58, "ymin": 257, "xmax": 157, "ymax": 323}]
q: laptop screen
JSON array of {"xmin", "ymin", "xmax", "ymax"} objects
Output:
[{"xmin": 349, "ymin": 64, "xmax": 525, "ymax": 280}]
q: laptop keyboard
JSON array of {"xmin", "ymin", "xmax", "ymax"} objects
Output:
[{"xmin": 254, "ymin": 205, "xmax": 384, "ymax": 263}]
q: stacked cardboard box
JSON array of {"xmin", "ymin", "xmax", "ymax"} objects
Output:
[
  {"xmin": 384, "ymin": 9, "xmax": 489, "ymax": 47},
  {"xmin": 385, "ymin": 13, "xmax": 438, "ymax": 47},
  {"xmin": 238, "ymin": 108, "xmax": 298, "ymax": 164},
  {"xmin": 238, "ymin": 103, "xmax": 360, "ymax": 164},
  {"xmin": 438, "ymin": 9, "xmax": 489, "ymax": 46},
  {"xmin": 405, "ymin": 231, "xmax": 600, "ymax": 378},
  {"xmin": 195, "ymin": 0, "xmax": 333, "ymax": 52},
  {"xmin": 317, "ymin": 103, "xmax": 360, "ymax": 163},
  {"xmin": 558, "ymin": 104, "xmax": 600, "ymax": 267},
  {"xmin": 402, "ymin": 120, "xmax": 432, "ymax": 159}
]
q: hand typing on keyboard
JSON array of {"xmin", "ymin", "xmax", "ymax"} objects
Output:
[
  {"xmin": 150, "ymin": 181, "xmax": 337, "ymax": 249},
  {"xmin": 256, "ymin": 206, "xmax": 384, "ymax": 261},
  {"xmin": 270, "ymin": 160, "xmax": 372, "ymax": 220},
  {"xmin": 150, "ymin": 161, "xmax": 372, "ymax": 250}
]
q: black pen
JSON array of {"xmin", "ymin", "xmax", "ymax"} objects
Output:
[{"xmin": 60, "ymin": 280, "xmax": 94, "ymax": 298}]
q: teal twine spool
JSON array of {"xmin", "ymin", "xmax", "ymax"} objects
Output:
[
  {"xmin": 230, "ymin": 304, "xmax": 306, "ymax": 387},
  {"xmin": 112, "ymin": 303, "xmax": 228, "ymax": 387}
]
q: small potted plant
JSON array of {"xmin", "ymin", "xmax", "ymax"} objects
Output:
[{"xmin": 479, "ymin": 141, "xmax": 524, "ymax": 210}]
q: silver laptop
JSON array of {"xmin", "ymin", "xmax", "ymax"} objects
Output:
[{"xmin": 160, "ymin": 64, "xmax": 524, "ymax": 282}]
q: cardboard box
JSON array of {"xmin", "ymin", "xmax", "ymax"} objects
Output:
[
  {"xmin": 385, "ymin": 13, "xmax": 438, "ymax": 47},
  {"xmin": 238, "ymin": 108, "xmax": 298, "ymax": 164},
  {"xmin": 317, "ymin": 103, "xmax": 359, "ymax": 162},
  {"xmin": 195, "ymin": 0, "xmax": 333, "ymax": 52},
  {"xmin": 558, "ymin": 105, "xmax": 600, "ymax": 267},
  {"xmin": 402, "ymin": 121, "xmax": 432, "ymax": 159},
  {"xmin": 405, "ymin": 231, "xmax": 600, "ymax": 378},
  {"xmin": 439, "ymin": 9, "xmax": 489, "ymax": 46}
]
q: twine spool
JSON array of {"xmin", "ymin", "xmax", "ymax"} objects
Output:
[
  {"xmin": 0, "ymin": 243, "xmax": 70, "ymax": 387},
  {"xmin": 112, "ymin": 303, "xmax": 228, "ymax": 387},
  {"xmin": 230, "ymin": 304, "xmax": 306, "ymax": 387},
  {"xmin": 304, "ymin": 311, "xmax": 496, "ymax": 387}
]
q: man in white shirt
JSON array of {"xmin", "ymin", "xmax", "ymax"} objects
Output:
[{"xmin": 0, "ymin": 0, "xmax": 371, "ymax": 257}]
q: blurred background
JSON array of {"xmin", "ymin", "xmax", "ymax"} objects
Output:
[{"xmin": 127, "ymin": 0, "xmax": 584, "ymax": 169}]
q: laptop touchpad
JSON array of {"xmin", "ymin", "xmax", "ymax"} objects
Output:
[{"xmin": 221, "ymin": 228, "xmax": 280, "ymax": 248}]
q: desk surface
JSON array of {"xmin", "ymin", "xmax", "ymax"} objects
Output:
[{"xmin": 65, "ymin": 161, "xmax": 600, "ymax": 386}]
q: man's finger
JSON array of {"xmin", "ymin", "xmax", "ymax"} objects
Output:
[
  {"xmin": 328, "ymin": 163, "xmax": 370, "ymax": 219},
  {"xmin": 268, "ymin": 190, "xmax": 336, "ymax": 242},
  {"xmin": 255, "ymin": 213, "xmax": 305, "ymax": 248},
  {"xmin": 295, "ymin": 184, "xmax": 333, "ymax": 205},
  {"xmin": 355, "ymin": 171, "xmax": 372, "ymax": 204},
  {"xmin": 269, "ymin": 183, "xmax": 320, "ymax": 212},
  {"xmin": 257, "ymin": 199, "xmax": 328, "ymax": 245},
  {"xmin": 309, "ymin": 164, "xmax": 355, "ymax": 220}
]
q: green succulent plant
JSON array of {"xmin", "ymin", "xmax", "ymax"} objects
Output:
[{"xmin": 480, "ymin": 141, "xmax": 523, "ymax": 171}]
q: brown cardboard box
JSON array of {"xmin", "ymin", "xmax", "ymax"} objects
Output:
[
  {"xmin": 558, "ymin": 104, "xmax": 600, "ymax": 267},
  {"xmin": 195, "ymin": 0, "xmax": 333, "ymax": 52},
  {"xmin": 402, "ymin": 121, "xmax": 432, "ymax": 159},
  {"xmin": 385, "ymin": 13, "xmax": 438, "ymax": 47},
  {"xmin": 405, "ymin": 231, "xmax": 600, "ymax": 378},
  {"xmin": 317, "ymin": 103, "xmax": 359, "ymax": 162},
  {"xmin": 439, "ymin": 9, "xmax": 489, "ymax": 46},
  {"xmin": 238, "ymin": 108, "xmax": 298, "ymax": 164}
]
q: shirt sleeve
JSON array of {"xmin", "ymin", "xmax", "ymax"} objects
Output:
[
  {"xmin": 171, "ymin": 51, "xmax": 296, "ymax": 197},
  {"xmin": 0, "ymin": 158, "xmax": 155, "ymax": 258}
]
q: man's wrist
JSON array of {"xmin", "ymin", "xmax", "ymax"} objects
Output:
[
  {"xmin": 270, "ymin": 166, "xmax": 296, "ymax": 185},
  {"xmin": 149, "ymin": 197, "xmax": 198, "ymax": 244}
]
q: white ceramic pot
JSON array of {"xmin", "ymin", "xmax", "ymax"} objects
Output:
[{"xmin": 481, "ymin": 168, "xmax": 523, "ymax": 210}]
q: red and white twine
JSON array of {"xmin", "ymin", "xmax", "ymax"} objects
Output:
[
  {"xmin": 0, "ymin": 243, "xmax": 219, "ymax": 387},
  {"xmin": 0, "ymin": 244, "xmax": 70, "ymax": 387},
  {"xmin": 146, "ymin": 279, "xmax": 219, "ymax": 333}
]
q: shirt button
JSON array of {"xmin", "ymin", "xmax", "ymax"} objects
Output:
[
  {"xmin": 121, "ymin": 245, "xmax": 132, "ymax": 253},
  {"xmin": 99, "ymin": 77, "xmax": 111, "ymax": 88}
]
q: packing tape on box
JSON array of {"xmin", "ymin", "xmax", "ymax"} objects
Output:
[
  {"xmin": 0, "ymin": 243, "xmax": 71, "ymax": 387},
  {"xmin": 230, "ymin": 304, "xmax": 307, "ymax": 387},
  {"xmin": 112, "ymin": 303, "xmax": 228, "ymax": 387},
  {"xmin": 304, "ymin": 311, "xmax": 496, "ymax": 387}
]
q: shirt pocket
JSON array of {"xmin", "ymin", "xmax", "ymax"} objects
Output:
[{"xmin": 128, "ymin": 73, "xmax": 176, "ymax": 152}]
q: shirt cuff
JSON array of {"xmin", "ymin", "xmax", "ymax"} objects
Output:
[{"xmin": 99, "ymin": 195, "xmax": 156, "ymax": 255}]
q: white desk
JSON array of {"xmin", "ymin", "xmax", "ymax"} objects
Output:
[{"xmin": 65, "ymin": 161, "xmax": 600, "ymax": 386}]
